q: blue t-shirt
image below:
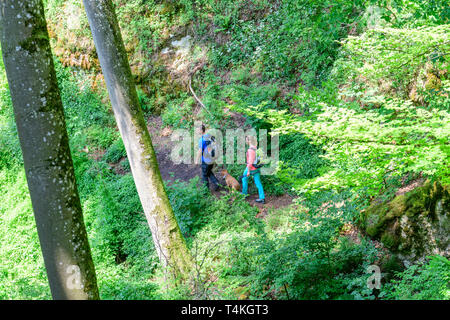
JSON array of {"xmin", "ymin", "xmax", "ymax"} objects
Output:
[{"xmin": 199, "ymin": 134, "xmax": 213, "ymax": 164}]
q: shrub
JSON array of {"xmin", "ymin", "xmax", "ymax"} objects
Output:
[
  {"xmin": 383, "ymin": 255, "xmax": 450, "ymax": 300},
  {"xmin": 277, "ymin": 133, "xmax": 328, "ymax": 182},
  {"xmin": 103, "ymin": 139, "xmax": 127, "ymax": 164},
  {"xmin": 165, "ymin": 177, "xmax": 211, "ymax": 239},
  {"xmin": 191, "ymin": 0, "xmax": 367, "ymax": 87},
  {"xmin": 220, "ymin": 194, "xmax": 383, "ymax": 300},
  {"xmin": 0, "ymin": 64, "xmax": 22, "ymax": 169},
  {"xmin": 162, "ymin": 95, "xmax": 196, "ymax": 129}
]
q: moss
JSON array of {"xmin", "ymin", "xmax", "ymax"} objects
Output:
[
  {"xmin": 381, "ymin": 230, "xmax": 397, "ymax": 249},
  {"xmin": 160, "ymin": 2, "xmax": 177, "ymax": 15},
  {"xmin": 363, "ymin": 203, "xmax": 389, "ymax": 237},
  {"xmin": 388, "ymin": 195, "xmax": 406, "ymax": 215},
  {"xmin": 402, "ymin": 180, "xmax": 446, "ymax": 219},
  {"xmin": 361, "ymin": 180, "xmax": 449, "ymax": 257},
  {"xmin": 18, "ymin": 2, "xmax": 50, "ymax": 55}
]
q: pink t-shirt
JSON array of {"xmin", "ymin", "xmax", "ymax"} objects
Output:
[{"xmin": 246, "ymin": 148, "xmax": 257, "ymax": 171}]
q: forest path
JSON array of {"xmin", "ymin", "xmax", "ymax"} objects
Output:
[{"xmin": 146, "ymin": 116, "xmax": 294, "ymax": 216}]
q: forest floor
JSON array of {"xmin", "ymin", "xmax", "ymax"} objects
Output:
[{"xmin": 145, "ymin": 115, "xmax": 294, "ymax": 216}]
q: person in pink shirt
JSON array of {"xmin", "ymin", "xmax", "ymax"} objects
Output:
[{"xmin": 241, "ymin": 135, "xmax": 265, "ymax": 204}]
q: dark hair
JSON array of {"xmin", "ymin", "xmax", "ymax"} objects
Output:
[{"xmin": 201, "ymin": 124, "xmax": 206, "ymax": 133}]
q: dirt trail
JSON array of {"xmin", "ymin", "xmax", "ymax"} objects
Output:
[
  {"xmin": 147, "ymin": 116, "xmax": 199, "ymax": 183},
  {"xmin": 146, "ymin": 116, "xmax": 294, "ymax": 215}
]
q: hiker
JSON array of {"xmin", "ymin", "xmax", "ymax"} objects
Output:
[
  {"xmin": 197, "ymin": 124, "xmax": 219, "ymax": 191},
  {"xmin": 242, "ymin": 135, "xmax": 265, "ymax": 204}
]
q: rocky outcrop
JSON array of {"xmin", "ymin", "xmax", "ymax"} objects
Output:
[
  {"xmin": 360, "ymin": 180, "xmax": 449, "ymax": 266},
  {"xmin": 46, "ymin": 1, "xmax": 195, "ymax": 113}
]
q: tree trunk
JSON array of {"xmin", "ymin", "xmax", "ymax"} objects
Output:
[
  {"xmin": 82, "ymin": 0, "xmax": 192, "ymax": 279},
  {"xmin": 0, "ymin": 0, "xmax": 99, "ymax": 300}
]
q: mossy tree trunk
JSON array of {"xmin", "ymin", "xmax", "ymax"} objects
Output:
[
  {"xmin": 83, "ymin": 0, "xmax": 193, "ymax": 279},
  {"xmin": 0, "ymin": 0, "xmax": 99, "ymax": 299}
]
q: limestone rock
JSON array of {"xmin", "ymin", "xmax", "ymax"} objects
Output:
[{"xmin": 360, "ymin": 180, "xmax": 449, "ymax": 266}]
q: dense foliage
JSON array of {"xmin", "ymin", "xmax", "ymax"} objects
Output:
[{"xmin": 1, "ymin": 0, "xmax": 449, "ymax": 300}]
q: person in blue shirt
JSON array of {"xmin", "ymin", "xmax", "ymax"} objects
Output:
[{"xmin": 196, "ymin": 124, "xmax": 219, "ymax": 191}]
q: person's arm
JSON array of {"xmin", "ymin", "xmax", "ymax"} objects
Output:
[
  {"xmin": 196, "ymin": 138, "xmax": 202, "ymax": 164},
  {"xmin": 196, "ymin": 148, "xmax": 202, "ymax": 164}
]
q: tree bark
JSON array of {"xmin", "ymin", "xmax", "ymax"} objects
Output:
[
  {"xmin": 0, "ymin": 0, "xmax": 99, "ymax": 299},
  {"xmin": 82, "ymin": 0, "xmax": 192, "ymax": 279}
]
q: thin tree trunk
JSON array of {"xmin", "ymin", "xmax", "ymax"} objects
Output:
[
  {"xmin": 0, "ymin": 0, "xmax": 99, "ymax": 299},
  {"xmin": 82, "ymin": 0, "xmax": 192, "ymax": 279}
]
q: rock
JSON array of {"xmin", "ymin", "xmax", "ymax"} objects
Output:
[
  {"xmin": 360, "ymin": 180, "xmax": 450, "ymax": 266},
  {"xmin": 161, "ymin": 47, "xmax": 171, "ymax": 55},
  {"xmin": 171, "ymin": 35, "xmax": 191, "ymax": 56}
]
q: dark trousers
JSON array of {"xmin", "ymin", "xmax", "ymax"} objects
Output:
[{"xmin": 201, "ymin": 163, "xmax": 219, "ymax": 190}]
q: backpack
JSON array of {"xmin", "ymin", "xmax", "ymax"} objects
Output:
[
  {"xmin": 249, "ymin": 147, "xmax": 265, "ymax": 169},
  {"xmin": 202, "ymin": 135, "xmax": 216, "ymax": 163}
]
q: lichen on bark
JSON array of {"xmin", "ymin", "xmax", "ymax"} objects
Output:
[
  {"xmin": 0, "ymin": 0, "xmax": 99, "ymax": 299},
  {"xmin": 83, "ymin": 0, "xmax": 193, "ymax": 281}
]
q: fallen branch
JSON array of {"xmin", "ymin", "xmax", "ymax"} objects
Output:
[{"xmin": 188, "ymin": 62, "xmax": 212, "ymax": 116}]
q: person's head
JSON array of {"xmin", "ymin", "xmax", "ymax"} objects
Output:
[
  {"xmin": 246, "ymin": 135, "xmax": 257, "ymax": 147},
  {"xmin": 198, "ymin": 124, "xmax": 206, "ymax": 136}
]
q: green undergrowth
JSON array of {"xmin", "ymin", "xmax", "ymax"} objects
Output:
[{"xmin": 1, "ymin": 0, "xmax": 449, "ymax": 300}]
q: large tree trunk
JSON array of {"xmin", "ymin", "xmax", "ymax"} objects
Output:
[
  {"xmin": 82, "ymin": 0, "xmax": 192, "ymax": 279},
  {"xmin": 0, "ymin": 0, "xmax": 99, "ymax": 299}
]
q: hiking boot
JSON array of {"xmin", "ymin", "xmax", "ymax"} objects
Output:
[{"xmin": 255, "ymin": 198, "xmax": 265, "ymax": 204}]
